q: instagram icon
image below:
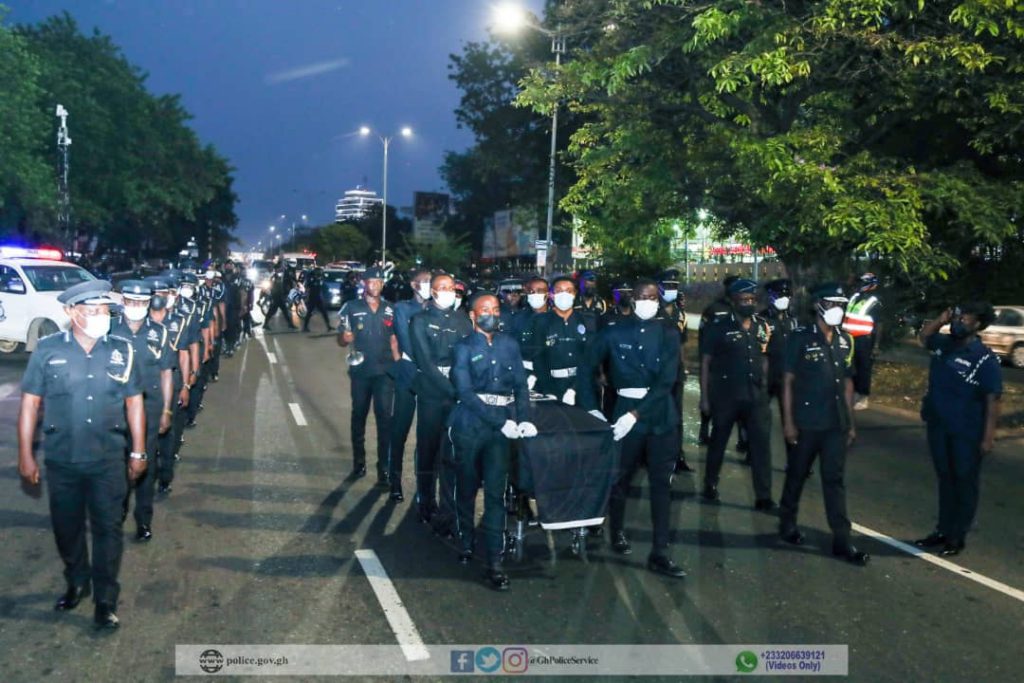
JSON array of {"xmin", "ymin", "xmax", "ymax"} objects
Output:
[{"xmin": 503, "ymin": 647, "xmax": 528, "ymax": 674}]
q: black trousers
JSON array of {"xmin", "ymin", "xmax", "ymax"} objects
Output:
[
  {"xmin": 224, "ymin": 310, "xmax": 241, "ymax": 348},
  {"xmin": 187, "ymin": 355, "xmax": 207, "ymax": 423},
  {"xmin": 157, "ymin": 385, "xmax": 182, "ymax": 482},
  {"xmin": 264, "ymin": 296, "xmax": 295, "ymax": 328},
  {"xmin": 852, "ymin": 334, "xmax": 875, "ymax": 396},
  {"xmin": 350, "ymin": 374, "xmax": 394, "ymax": 471},
  {"xmin": 451, "ymin": 424, "xmax": 509, "ymax": 565},
  {"xmin": 129, "ymin": 408, "xmax": 163, "ymax": 527},
  {"xmin": 303, "ymin": 298, "xmax": 331, "ymax": 330},
  {"xmin": 609, "ymin": 429, "xmax": 676, "ymax": 554},
  {"xmin": 414, "ymin": 396, "xmax": 455, "ymax": 513},
  {"xmin": 46, "ymin": 459, "xmax": 128, "ymax": 607},
  {"xmin": 208, "ymin": 334, "xmax": 222, "ymax": 378},
  {"xmin": 388, "ymin": 385, "xmax": 417, "ymax": 482},
  {"xmin": 779, "ymin": 428, "xmax": 851, "ymax": 540},
  {"xmin": 705, "ymin": 395, "xmax": 772, "ymax": 500},
  {"xmin": 927, "ymin": 425, "xmax": 981, "ymax": 543},
  {"xmin": 173, "ymin": 385, "xmax": 190, "ymax": 456}
]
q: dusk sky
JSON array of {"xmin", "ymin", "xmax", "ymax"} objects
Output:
[{"xmin": 8, "ymin": 0, "xmax": 545, "ymax": 248}]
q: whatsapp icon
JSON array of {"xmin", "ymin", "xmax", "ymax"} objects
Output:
[{"xmin": 735, "ymin": 651, "xmax": 758, "ymax": 673}]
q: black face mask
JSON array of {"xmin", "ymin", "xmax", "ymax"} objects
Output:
[
  {"xmin": 950, "ymin": 320, "xmax": 972, "ymax": 339},
  {"xmin": 149, "ymin": 294, "xmax": 168, "ymax": 311},
  {"xmin": 735, "ymin": 303, "xmax": 757, "ymax": 318},
  {"xmin": 476, "ymin": 314, "xmax": 500, "ymax": 333}
]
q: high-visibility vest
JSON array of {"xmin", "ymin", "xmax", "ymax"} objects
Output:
[{"xmin": 842, "ymin": 294, "xmax": 878, "ymax": 337}]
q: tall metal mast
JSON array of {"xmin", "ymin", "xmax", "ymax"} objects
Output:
[{"xmin": 55, "ymin": 104, "xmax": 72, "ymax": 250}]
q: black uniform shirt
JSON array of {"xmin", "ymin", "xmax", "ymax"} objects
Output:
[
  {"xmin": 410, "ymin": 303, "xmax": 473, "ymax": 399},
  {"xmin": 784, "ymin": 324, "xmax": 855, "ymax": 431},
  {"xmin": 762, "ymin": 307, "xmax": 801, "ymax": 391},
  {"xmin": 529, "ymin": 310, "xmax": 595, "ymax": 396},
  {"xmin": 699, "ymin": 312, "xmax": 771, "ymax": 403},
  {"xmin": 21, "ymin": 331, "xmax": 142, "ymax": 463},
  {"xmin": 110, "ymin": 317, "xmax": 173, "ymax": 413},
  {"xmin": 448, "ymin": 330, "xmax": 530, "ymax": 431},
  {"xmin": 339, "ymin": 297, "xmax": 396, "ymax": 378},
  {"xmin": 393, "ymin": 298, "xmax": 427, "ymax": 389}
]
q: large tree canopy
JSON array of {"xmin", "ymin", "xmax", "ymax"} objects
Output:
[{"xmin": 516, "ymin": 0, "xmax": 1024, "ymax": 286}]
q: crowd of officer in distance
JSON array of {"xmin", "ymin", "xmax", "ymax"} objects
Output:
[{"xmin": 16, "ymin": 255, "xmax": 1004, "ymax": 621}]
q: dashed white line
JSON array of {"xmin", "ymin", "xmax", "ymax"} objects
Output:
[
  {"xmin": 355, "ymin": 549, "xmax": 430, "ymax": 662},
  {"xmin": 288, "ymin": 402, "xmax": 307, "ymax": 426},
  {"xmin": 852, "ymin": 522, "xmax": 1024, "ymax": 604},
  {"xmin": 266, "ymin": 352, "xmax": 278, "ymax": 364}
]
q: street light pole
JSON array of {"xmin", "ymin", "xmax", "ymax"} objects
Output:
[
  {"xmin": 541, "ymin": 30, "xmax": 564, "ymax": 276},
  {"xmin": 382, "ymin": 135, "xmax": 390, "ymax": 266}
]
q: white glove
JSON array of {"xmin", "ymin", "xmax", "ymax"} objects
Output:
[
  {"xmin": 517, "ymin": 422, "xmax": 538, "ymax": 438},
  {"xmin": 561, "ymin": 388, "xmax": 576, "ymax": 405},
  {"xmin": 612, "ymin": 412, "xmax": 638, "ymax": 441},
  {"xmin": 501, "ymin": 419, "xmax": 521, "ymax": 440},
  {"xmin": 588, "ymin": 409, "xmax": 608, "ymax": 423},
  {"xmin": 527, "ymin": 374, "xmax": 537, "ymax": 391}
]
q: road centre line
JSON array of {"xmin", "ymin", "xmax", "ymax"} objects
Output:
[
  {"xmin": 355, "ymin": 549, "xmax": 430, "ymax": 662},
  {"xmin": 288, "ymin": 402, "xmax": 308, "ymax": 427},
  {"xmin": 852, "ymin": 522, "xmax": 1024, "ymax": 605}
]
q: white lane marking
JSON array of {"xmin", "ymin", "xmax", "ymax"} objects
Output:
[
  {"xmin": 852, "ymin": 522, "xmax": 1024, "ymax": 604},
  {"xmin": 266, "ymin": 352, "xmax": 277, "ymax": 364},
  {"xmin": 288, "ymin": 402, "xmax": 307, "ymax": 427},
  {"xmin": 0, "ymin": 382, "xmax": 19, "ymax": 400},
  {"xmin": 354, "ymin": 549, "xmax": 430, "ymax": 662}
]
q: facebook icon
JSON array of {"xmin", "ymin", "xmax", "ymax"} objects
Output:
[{"xmin": 450, "ymin": 650, "xmax": 475, "ymax": 673}]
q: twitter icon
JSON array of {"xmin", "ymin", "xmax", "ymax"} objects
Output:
[{"xmin": 476, "ymin": 647, "xmax": 501, "ymax": 673}]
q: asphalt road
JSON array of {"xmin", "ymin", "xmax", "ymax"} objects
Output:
[{"xmin": 0, "ymin": 322, "xmax": 1021, "ymax": 682}]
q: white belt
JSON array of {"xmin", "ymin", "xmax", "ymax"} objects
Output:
[
  {"xmin": 550, "ymin": 367, "xmax": 577, "ymax": 378},
  {"xmin": 401, "ymin": 352, "xmax": 413, "ymax": 362},
  {"xmin": 477, "ymin": 393, "xmax": 514, "ymax": 406},
  {"xmin": 617, "ymin": 387, "xmax": 649, "ymax": 399},
  {"xmin": 438, "ymin": 366, "xmax": 451, "ymax": 378},
  {"xmin": 522, "ymin": 361, "xmax": 534, "ymax": 371}
]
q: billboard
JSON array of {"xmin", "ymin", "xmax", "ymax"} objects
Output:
[
  {"xmin": 413, "ymin": 192, "xmax": 449, "ymax": 244},
  {"xmin": 483, "ymin": 207, "xmax": 539, "ymax": 259}
]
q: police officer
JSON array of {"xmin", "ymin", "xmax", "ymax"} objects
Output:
[
  {"xmin": 145, "ymin": 276, "xmax": 191, "ymax": 494},
  {"xmin": 779, "ymin": 283, "xmax": 869, "ymax": 565},
  {"xmin": 843, "ymin": 272, "xmax": 883, "ymax": 410},
  {"xmin": 112, "ymin": 281, "xmax": 174, "ymax": 541},
  {"xmin": 337, "ymin": 267, "xmax": 399, "ymax": 482},
  {"xmin": 656, "ymin": 270, "xmax": 694, "ymax": 474},
  {"xmin": 388, "ymin": 268, "xmax": 432, "ymax": 501},
  {"xmin": 580, "ymin": 278, "xmax": 686, "ymax": 578},
  {"xmin": 410, "ymin": 274, "xmax": 473, "ymax": 530},
  {"xmin": 762, "ymin": 279, "xmax": 800, "ymax": 457},
  {"xmin": 17, "ymin": 280, "xmax": 147, "ymax": 629},
  {"xmin": 513, "ymin": 276, "xmax": 550, "ymax": 382},
  {"xmin": 914, "ymin": 302, "xmax": 1002, "ymax": 557},
  {"xmin": 264, "ymin": 263, "xmax": 298, "ymax": 330},
  {"xmin": 574, "ymin": 270, "xmax": 607, "ymax": 325},
  {"xmin": 600, "ymin": 281, "xmax": 633, "ymax": 330},
  {"xmin": 303, "ymin": 266, "xmax": 333, "ymax": 332},
  {"xmin": 221, "ymin": 262, "xmax": 243, "ymax": 355},
  {"xmin": 185, "ymin": 271, "xmax": 216, "ymax": 427},
  {"xmin": 529, "ymin": 275, "xmax": 595, "ymax": 403},
  {"xmin": 699, "ymin": 278, "xmax": 774, "ymax": 510},
  {"xmin": 499, "ymin": 278, "xmax": 524, "ymax": 319},
  {"xmin": 170, "ymin": 272, "xmax": 202, "ymax": 449},
  {"xmin": 697, "ymin": 275, "xmax": 740, "ymax": 445},
  {"xmin": 206, "ymin": 269, "xmax": 226, "ymax": 382},
  {"xmin": 449, "ymin": 292, "xmax": 535, "ymax": 591}
]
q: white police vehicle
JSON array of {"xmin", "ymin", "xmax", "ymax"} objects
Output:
[{"xmin": 0, "ymin": 246, "xmax": 98, "ymax": 353}]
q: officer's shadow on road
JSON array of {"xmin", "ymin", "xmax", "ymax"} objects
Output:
[{"xmin": 0, "ymin": 592, "xmax": 91, "ymax": 627}]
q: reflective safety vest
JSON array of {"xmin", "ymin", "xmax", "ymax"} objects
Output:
[{"xmin": 842, "ymin": 294, "xmax": 879, "ymax": 337}]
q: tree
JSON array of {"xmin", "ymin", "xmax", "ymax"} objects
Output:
[
  {"xmin": 394, "ymin": 234, "xmax": 471, "ymax": 275},
  {"xmin": 516, "ymin": 0, "xmax": 1024, "ymax": 288},
  {"xmin": 312, "ymin": 223, "xmax": 372, "ymax": 263}
]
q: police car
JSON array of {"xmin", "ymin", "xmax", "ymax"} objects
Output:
[{"xmin": 0, "ymin": 246, "xmax": 98, "ymax": 353}]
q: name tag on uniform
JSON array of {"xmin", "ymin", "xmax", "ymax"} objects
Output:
[
  {"xmin": 471, "ymin": 354, "xmax": 484, "ymax": 363},
  {"xmin": 428, "ymin": 324, "xmax": 440, "ymax": 331},
  {"xmin": 617, "ymin": 343, "xmax": 633, "ymax": 351},
  {"xmin": 47, "ymin": 358, "xmax": 67, "ymax": 366}
]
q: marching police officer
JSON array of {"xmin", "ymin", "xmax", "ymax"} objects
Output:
[
  {"xmin": 499, "ymin": 278, "xmax": 525, "ymax": 319},
  {"xmin": 388, "ymin": 268, "xmax": 432, "ymax": 501},
  {"xmin": 528, "ymin": 275, "xmax": 595, "ymax": 404},
  {"xmin": 170, "ymin": 272, "xmax": 201, "ymax": 453},
  {"xmin": 112, "ymin": 281, "xmax": 174, "ymax": 542},
  {"xmin": 17, "ymin": 280, "xmax": 147, "ymax": 629},
  {"xmin": 574, "ymin": 270, "xmax": 607, "ymax": 325},
  {"xmin": 449, "ymin": 292, "xmax": 535, "ymax": 591},
  {"xmin": 779, "ymin": 283, "xmax": 869, "ymax": 565},
  {"xmin": 221, "ymin": 262, "xmax": 243, "ymax": 355},
  {"xmin": 914, "ymin": 301, "xmax": 1002, "ymax": 557},
  {"xmin": 697, "ymin": 275, "xmax": 740, "ymax": 445},
  {"xmin": 580, "ymin": 278, "xmax": 686, "ymax": 578},
  {"xmin": 409, "ymin": 274, "xmax": 473, "ymax": 530},
  {"xmin": 699, "ymin": 278, "xmax": 774, "ymax": 510},
  {"xmin": 337, "ymin": 267, "xmax": 399, "ymax": 482},
  {"xmin": 303, "ymin": 266, "xmax": 333, "ymax": 333},
  {"xmin": 762, "ymin": 279, "xmax": 800, "ymax": 456},
  {"xmin": 656, "ymin": 270, "xmax": 694, "ymax": 474},
  {"xmin": 513, "ymin": 276, "xmax": 550, "ymax": 383},
  {"xmin": 264, "ymin": 263, "xmax": 298, "ymax": 330},
  {"xmin": 145, "ymin": 276, "xmax": 192, "ymax": 493},
  {"xmin": 600, "ymin": 281, "xmax": 633, "ymax": 330}
]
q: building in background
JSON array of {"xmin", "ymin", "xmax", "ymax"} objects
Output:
[
  {"xmin": 412, "ymin": 192, "xmax": 450, "ymax": 245},
  {"xmin": 482, "ymin": 207, "xmax": 539, "ymax": 263},
  {"xmin": 335, "ymin": 186, "xmax": 383, "ymax": 223}
]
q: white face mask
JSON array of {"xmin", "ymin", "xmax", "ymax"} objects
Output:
[
  {"xmin": 818, "ymin": 304, "xmax": 845, "ymax": 327},
  {"xmin": 180, "ymin": 286, "xmax": 195, "ymax": 299},
  {"xmin": 634, "ymin": 299, "xmax": 659, "ymax": 320},
  {"xmin": 553, "ymin": 291, "xmax": 575, "ymax": 311},
  {"xmin": 75, "ymin": 312, "xmax": 110, "ymax": 339},
  {"xmin": 662, "ymin": 289, "xmax": 678, "ymax": 303},
  {"xmin": 123, "ymin": 304, "xmax": 148, "ymax": 322},
  {"xmin": 166, "ymin": 294, "xmax": 177, "ymax": 309},
  {"xmin": 416, "ymin": 282, "xmax": 431, "ymax": 301},
  {"xmin": 773, "ymin": 296, "xmax": 790, "ymax": 311},
  {"xmin": 434, "ymin": 290, "xmax": 456, "ymax": 310},
  {"xmin": 527, "ymin": 293, "xmax": 547, "ymax": 310},
  {"xmin": 454, "ymin": 296, "xmax": 463, "ymax": 310}
]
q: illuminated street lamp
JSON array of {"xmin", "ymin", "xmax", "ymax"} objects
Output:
[{"xmin": 360, "ymin": 125, "xmax": 413, "ymax": 265}]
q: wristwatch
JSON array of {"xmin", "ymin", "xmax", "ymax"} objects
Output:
[{"xmin": 129, "ymin": 452, "xmax": 148, "ymax": 462}]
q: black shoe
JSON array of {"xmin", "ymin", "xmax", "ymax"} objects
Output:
[
  {"xmin": 210, "ymin": 374, "xmax": 219, "ymax": 383},
  {"xmin": 674, "ymin": 457, "xmax": 694, "ymax": 474},
  {"xmin": 416, "ymin": 505, "xmax": 435, "ymax": 525},
  {"xmin": 157, "ymin": 482, "xmax": 172, "ymax": 495},
  {"xmin": 54, "ymin": 584, "xmax": 90, "ymax": 611},
  {"xmin": 610, "ymin": 531, "xmax": 632, "ymax": 555},
  {"xmin": 832, "ymin": 542, "xmax": 870, "ymax": 565},
  {"xmin": 302, "ymin": 327, "xmax": 310, "ymax": 333},
  {"xmin": 647, "ymin": 554, "xmax": 687, "ymax": 578},
  {"xmin": 754, "ymin": 498, "xmax": 776, "ymax": 512},
  {"xmin": 376, "ymin": 471, "xmax": 390, "ymax": 488},
  {"xmin": 94, "ymin": 604, "xmax": 120, "ymax": 630},
  {"xmin": 458, "ymin": 549, "xmax": 473, "ymax": 565},
  {"xmin": 780, "ymin": 528, "xmax": 805, "ymax": 545},
  {"xmin": 701, "ymin": 484, "xmax": 720, "ymax": 502},
  {"xmin": 914, "ymin": 532, "xmax": 948, "ymax": 548},
  {"xmin": 135, "ymin": 525, "xmax": 153, "ymax": 542},
  {"xmin": 736, "ymin": 440, "xmax": 749, "ymax": 454},
  {"xmin": 185, "ymin": 418, "xmax": 198, "ymax": 429},
  {"xmin": 432, "ymin": 516, "xmax": 457, "ymax": 540},
  {"xmin": 939, "ymin": 541, "xmax": 965, "ymax": 557},
  {"xmin": 350, "ymin": 463, "xmax": 367, "ymax": 479},
  {"xmin": 485, "ymin": 567, "xmax": 510, "ymax": 591},
  {"xmin": 389, "ymin": 485, "xmax": 404, "ymax": 502}
]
